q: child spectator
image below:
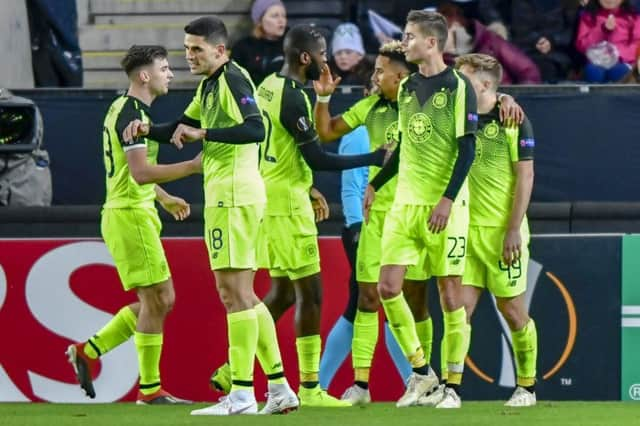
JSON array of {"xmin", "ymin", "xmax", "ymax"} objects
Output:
[
  {"xmin": 231, "ymin": 0, "xmax": 287, "ymax": 85},
  {"xmin": 575, "ymin": 0, "xmax": 640, "ymax": 82},
  {"xmin": 329, "ymin": 23, "xmax": 374, "ymax": 86}
]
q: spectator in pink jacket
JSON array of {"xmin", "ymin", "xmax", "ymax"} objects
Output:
[
  {"xmin": 575, "ymin": 0, "xmax": 640, "ymax": 82},
  {"xmin": 438, "ymin": 2, "xmax": 542, "ymax": 84}
]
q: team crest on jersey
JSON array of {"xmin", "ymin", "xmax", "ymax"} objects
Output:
[
  {"xmin": 384, "ymin": 121, "xmax": 399, "ymax": 144},
  {"xmin": 407, "ymin": 113, "xmax": 432, "ymax": 143},
  {"xmin": 432, "ymin": 92, "xmax": 447, "ymax": 109},
  {"xmin": 483, "ymin": 121, "xmax": 500, "ymax": 139},
  {"xmin": 206, "ymin": 93, "xmax": 214, "ymax": 109}
]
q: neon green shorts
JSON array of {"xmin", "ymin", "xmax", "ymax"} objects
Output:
[
  {"xmin": 204, "ymin": 204, "xmax": 264, "ymax": 270},
  {"xmin": 463, "ymin": 224, "xmax": 530, "ymax": 298},
  {"xmin": 356, "ymin": 209, "xmax": 429, "ymax": 283},
  {"xmin": 257, "ymin": 213, "xmax": 320, "ymax": 280},
  {"xmin": 101, "ymin": 207, "xmax": 170, "ymax": 291},
  {"xmin": 380, "ymin": 203, "xmax": 469, "ymax": 277}
]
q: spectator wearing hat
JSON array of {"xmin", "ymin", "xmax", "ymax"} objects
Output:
[
  {"xmin": 231, "ymin": 0, "xmax": 287, "ymax": 85},
  {"xmin": 329, "ymin": 23, "xmax": 374, "ymax": 86}
]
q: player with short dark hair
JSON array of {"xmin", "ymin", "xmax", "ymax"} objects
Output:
[
  {"xmin": 313, "ymin": 41, "xmax": 431, "ymax": 404},
  {"xmin": 209, "ymin": 23, "xmax": 388, "ymax": 409},
  {"xmin": 123, "ymin": 17, "xmax": 296, "ymax": 416},
  {"xmin": 364, "ymin": 10, "xmax": 477, "ymax": 409},
  {"xmin": 66, "ymin": 44, "xmax": 200, "ymax": 405},
  {"xmin": 255, "ymin": 22, "xmax": 389, "ymax": 408}
]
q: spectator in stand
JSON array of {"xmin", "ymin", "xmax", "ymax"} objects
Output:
[
  {"xmin": 511, "ymin": 0, "xmax": 577, "ymax": 83},
  {"xmin": 438, "ymin": 2, "xmax": 542, "ymax": 84},
  {"xmin": 575, "ymin": 0, "xmax": 640, "ymax": 83},
  {"xmin": 329, "ymin": 23, "xmax": 374, "ymax": 86},
  {"xmin": 231, "ymin": 0, "xmax": 286, "ymax": 85}
]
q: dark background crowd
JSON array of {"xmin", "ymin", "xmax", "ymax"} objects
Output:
[{"xmin": 234, "ymin": 0, "xmax": 640, "ymax": 86}]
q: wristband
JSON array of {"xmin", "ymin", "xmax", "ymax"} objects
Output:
[{"xmin": 316, "ymin": 94, "xmax": 331, "ymax": 103}]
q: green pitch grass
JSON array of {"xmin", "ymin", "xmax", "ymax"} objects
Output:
[{"xmin": 1, "ymin": 402, "xmax": 638, "ymax": 426}]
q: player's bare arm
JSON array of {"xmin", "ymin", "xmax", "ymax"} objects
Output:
[
  {"xmin": 126, "ymin": 146, "xmax": 202, "ymax": 185},
  {"xmin": 313, "ymin": 64, "xmax": 352, "ymax": 142},
  {"xmin": 310, "ymin": 187, "xmax": 330, "ymax": 222},
  {"xmin": 154, "ymin": 185, "xmax": 191, "ymax": 221},
  {"xmin": 362, "ymin": 184, "xmax": 376, "ymax": 224},
  {"xmin": 503, "ymin": 160, "xmax": 534, "ymax": 266}
]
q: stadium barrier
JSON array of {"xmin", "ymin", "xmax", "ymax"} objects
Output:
[
  {"xmin": 11, "ymin": 84, "xmax": 640, "ymax": 206},
  {"xmin": 1, "ymin": 202, "xmax": 640, "ymax": 238},
  {"xmin": 0, "ymin": 234, "xmax": 632, "ymax": 402}
]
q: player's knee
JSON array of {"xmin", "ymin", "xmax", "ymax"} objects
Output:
[
  {"xmin": 377, "ymin": 280, "xmax": 399, "ymax": 300},
  {"xmin": 440, "ymin": 292, "xmax": 462, "ymax": 311},
  {"xmin": 499, "ymin": 303, "xmax": 528, "ymax": 331},
  {"xmin": 358, "ymin": 287, "xmax": 380, "ymax": 311}
]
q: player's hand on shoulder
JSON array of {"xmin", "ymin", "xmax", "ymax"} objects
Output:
[
  {"xmin": 122, "ymin": 119, "xmax": 149, "ymax": 143},
  {"xmin": 428, "ymin": 197, "xmax": 453, "ymax": 233},
  {"xmin": 313, "ymin": 64, "xmax": 341, "ymax": 97},
  {"xmin": 363, "ymin": 185, "xmax": 376, "ymax": 224},
  {"xmin": 310, "ymin": 187, "xmax": 330, "ymax": 222},
  {"xmin": 160, "ymin": 194, "xmax": 191, "ymax": 221},
  {"xmin": 498, "ymin": 94, "xmax": 525, "ymax": 126},
  {"xmin": 502, "ymin": 228, "xmax": 522, "ymax": 266}
]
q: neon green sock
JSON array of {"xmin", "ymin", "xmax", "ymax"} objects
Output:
[
  {"xmin": 352, "ymin": 310, "xmax": 379, "ymax": 372},
  {"xmin": 134, "ymin": 332, "xmax": 163, "ymax": 395},
  {"xmin": 381, "ymin": 293, "xmax": 424, "ymax": 367},
  {"xmin": 254, "ymin": 302, "xmax": 285, "ymax": 385},
  {"xmin": 228, "ymin": 308, "xmax": 258, "ymax": 392},
  {"xmin": 296, "ymin": 335, "xmax": 321, "ymax": 386},
  {"xmin": 440, "ymin": 335, "xmax": 448, "ymax": 381},
  {"xmin": 511, "ymin": 319, "xmax": 538, "ymax": 387},
  {"xmin": 85, "ymin": 306, "xmax": 137, "ymax": 359},
  {"xmin": 415, "ymin": 317, "xmax": 433, "ymax": 364},
  {"xmin": 443, "ymin": 307, "xmax": 469, "ymax": 385}
]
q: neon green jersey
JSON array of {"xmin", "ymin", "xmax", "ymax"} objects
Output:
[
  {"xmin": 183, "ymin": 61, "xmax": 265, "ymax": 207},
  {"xmin": 342, "ymin": 94, "xmax": 399, "ymax": 211},
  {"xmin": 256, "ymin": 73, "xmax": 315, "ymax": 216},
  {"xmin": 469, "ymin": 104, "xmax": 535, "ymax": 227},
  {"xmin": 395, "ymin": 67, "xmax": 477, "ymax": 206},
  {"xmin": 102, "ymin": 95, "xmax": 158, "ymax": 209}
]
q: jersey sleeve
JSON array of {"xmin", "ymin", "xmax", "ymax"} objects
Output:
[
  {"xmin": 512, "ymin": 116, "xmax": 535, "ymax": 161},
  {"xmin": 280, "ymin": 84, "xmax": 318, "ymax": 145},
  {"xmin": 183, "ymin": 79, "xmax": 204, "ymax": 121},
  {"xmin": 115, "ymin": 100, "xmax": 147, "ymax": 152},
  {"xmin": 225, "ymin": 70, "xmax": 262, "ymax": 120},
  {"xmin": 454, "ymin": 72, "xmax": 479, "ymax": 138},
  {"xmin": 341, "ymin": 95, "xmax": 378, "ymax": 129}
]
